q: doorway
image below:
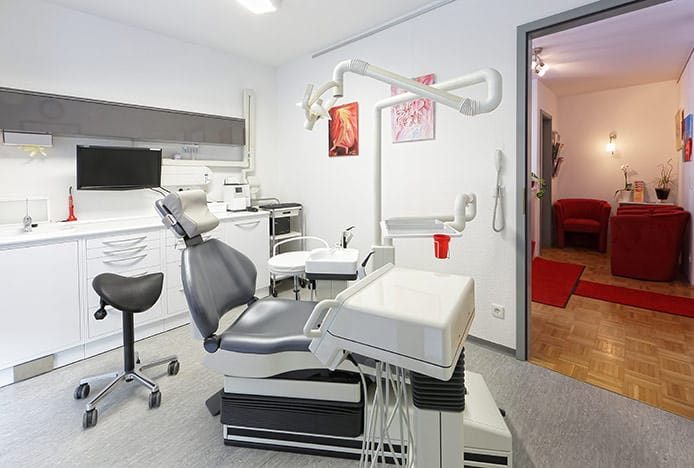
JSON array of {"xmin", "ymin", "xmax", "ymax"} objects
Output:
[
  {"xmin": 540, "ymin": 112, "xmax": 553, "ymax": 249},
  {"xmin": 517, "ymin": 0, "xmax": 694, "ymax": 419}
]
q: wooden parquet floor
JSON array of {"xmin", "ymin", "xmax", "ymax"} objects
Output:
[{"xmin": 530, "ymin": 247, "xmax": 694, "ymax": 419}]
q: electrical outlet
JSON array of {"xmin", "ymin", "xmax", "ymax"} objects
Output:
[{"xmin": 491, "ymin": 304, "xmax": 505, "ymax": 319}]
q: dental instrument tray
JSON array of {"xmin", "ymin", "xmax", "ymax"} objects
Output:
[
  {"xmin": 305, "ymin": 264, "xmax": 475, "ymax": 381},
  {"xmin": 381, "ymin": 217, "xmax": 463, "ymax": 239}
]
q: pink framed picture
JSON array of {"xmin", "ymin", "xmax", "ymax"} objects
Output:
[
  {"xmin": 328, "ymin": 102, "xmax": 359, "ymax": 157},
  {"xmin": 391, "ymin": 73, "xmax": 435, "ymax": 143}
]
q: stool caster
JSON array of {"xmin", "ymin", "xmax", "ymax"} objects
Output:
[
  {"xmin": 167, "ymin": 360, "xmax": 180, "ymax": 376},
  {"xmin": 83, "ymin": 408, "xmax": 98, "ymax": 429},
  {"xmin": 149, "ymin": 390, "xmax": 162, "ymax": 409},
  {"xmin": 74, "ymin": 383, "xmax": 90, "ymax": 400}
]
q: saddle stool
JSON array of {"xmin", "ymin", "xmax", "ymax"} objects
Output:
[{"xmin": 73, "ymin": 272, "xmax": 179, "ymax": 429}]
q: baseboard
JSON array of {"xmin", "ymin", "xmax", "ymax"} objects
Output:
[{"xmin": 467, "ymin": 335, "xmax": 516, "ymax": 357}]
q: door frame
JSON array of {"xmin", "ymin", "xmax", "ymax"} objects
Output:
[{"xmin": 514, "ymin": 0, "xmax": 671, "ymax": 360}]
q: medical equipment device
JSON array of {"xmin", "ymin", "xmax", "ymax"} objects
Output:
[
  {"xmin": 268, "ymin": 235, "xmax": 329, "ymax": 299},
  {"xmin": 493, "ymin": 150, "xmax": 505, "ymax": 232},
  {"xmin": 155, "ymin": 191, "xmax": 512, "ymax": 467},
  {"xmin": 74, "ymin": 272, "xmax": 179, "ymax": 428},
  {"xmin": 299, "ymin": 59, "xmax": 502, "ymax": 266},
  {"xmin": 223, "ymin": 179, "xmax": 251, "ymax": 211}
]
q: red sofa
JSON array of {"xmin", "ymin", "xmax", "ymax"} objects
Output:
[
  {"xmin": 554, "ymin": 199, "xmax": 611, "ymax": 252},
  {"xmin": 610, "ymin": 205, "xmax": 690, "ymax": 281}
]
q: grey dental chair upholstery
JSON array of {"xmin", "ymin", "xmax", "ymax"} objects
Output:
[
  {"xmin": 155, "ymin": 191, "xmax": 363, "ymax": 447},
  {"xmin": 156, "ymin": 190, "xmax": 316, "ymax": 358}
]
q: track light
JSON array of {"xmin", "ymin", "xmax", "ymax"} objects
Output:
[{"xmin": 531, "ymin": 47, "xmax": 549, "ymax": 77}]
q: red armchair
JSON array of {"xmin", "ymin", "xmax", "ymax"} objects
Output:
[
  {"xmin": 554, "ymin": 198, "xmax": 611, "ymax": 252},
  {"xmin": 610, "ymin": 206, "xmax": 690, "ymax": 281}
]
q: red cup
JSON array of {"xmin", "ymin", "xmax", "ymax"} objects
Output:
[{"xmin": 433, "ymin": 234, "xmax": 451, "ymax": 259}]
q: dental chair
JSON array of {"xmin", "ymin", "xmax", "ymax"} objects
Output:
[{"xmin": 155, "ymin": 190, "xmax": 512, "ymax": 467}]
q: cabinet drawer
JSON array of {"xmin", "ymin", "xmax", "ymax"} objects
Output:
[
  {"xmin": 87, "ymin": 231, "xmax": 159, "ymax": 251},
  {"xmin": 167, "ymin": 287, "xmax": 189, "ymax": 316},
  {"xmin": 87, "ymin": 248, "xmax": 161, "ymax": 279}
]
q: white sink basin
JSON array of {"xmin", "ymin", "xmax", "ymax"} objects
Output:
[{"xmin": 305, "ymin": 248, "xmax": 359, "ymax": 277}]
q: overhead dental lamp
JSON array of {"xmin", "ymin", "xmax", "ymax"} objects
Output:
[{"xmin": 300, "ymin": 58, "xmax": 502, "ymax": 268}]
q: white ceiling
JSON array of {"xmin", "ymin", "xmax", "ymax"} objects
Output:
[
  {"xmin": 44, "ymin": 0, "xmax": 443, "ymax": 66},
  {"xmin": 533, "ymin": 0, "xmax": 694, "ymax": 96}
]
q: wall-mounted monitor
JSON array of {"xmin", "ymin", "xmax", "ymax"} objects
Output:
[{"xmin": 76, "ymin": 146, "xmax": 162, "ymax": 190}]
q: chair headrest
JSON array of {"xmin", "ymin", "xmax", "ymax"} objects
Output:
[{"xmin": 155, "ymin": 190, "xmax": 219, "ymax": 239}]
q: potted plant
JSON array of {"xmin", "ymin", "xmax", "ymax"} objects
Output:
[
  {"xmin": 615, "ymin": 164, "xmax": 633, "ymax": 202},
  {"xmin": 655, "ymin": 158, "xmax": 674, "ymax": 202},
  {"xmin": 530, "ymin": 172, "xmax": 546, "ymax": 199}
]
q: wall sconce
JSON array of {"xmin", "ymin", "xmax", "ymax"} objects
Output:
[{"xmin": 606, "ymin": 132, "xmax": 617, "ymax": 155}]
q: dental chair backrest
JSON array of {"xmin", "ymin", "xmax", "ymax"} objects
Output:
[{"xmin": 155, "ymin": 190, "xmax": 258, "ymax": 349}]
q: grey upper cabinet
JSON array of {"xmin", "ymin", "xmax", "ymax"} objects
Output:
[{"xmin": 0, "ymin": 87, "xmax": 245, "ymax": 146}]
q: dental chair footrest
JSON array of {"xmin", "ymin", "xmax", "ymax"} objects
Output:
[{"xmin": 221, "ymin": 392, "xmax": 363, "ymax": 437}]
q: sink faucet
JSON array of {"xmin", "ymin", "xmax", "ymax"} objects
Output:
[
  {"xmin": 340, "ymin": 226, "xmax": 355, "ymax": 248},
  {"xmin": 23, "ymin": 198, "xmax": 32, "ymax": 232}
]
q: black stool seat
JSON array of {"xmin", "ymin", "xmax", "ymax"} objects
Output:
[{"xmin": 93, "ymin": 273, "xmax": 164, "ymax": 313}]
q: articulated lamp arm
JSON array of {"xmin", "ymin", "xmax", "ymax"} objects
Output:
[{"xmin": 300, "ymin": 58, "xmax": 502, "ymax": 129}]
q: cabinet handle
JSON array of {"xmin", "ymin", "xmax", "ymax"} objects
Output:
[
  {"xmin": 234, "ymin": 220, "xmax": 261, "ymax": 228},
  {"xmin": 102, "ymin": 254, "xmax": 147, "ymax": 265},
  {"xmin": 102, "ymin": 235, "xmax": 147, "ymax": 246},
  {"xmin": 131, "ymin": 271, "xmax": 149, "ymax": 277},
  {"xmin": 103, "ymin": 245, "xmax": 147, "ymax": 256}
]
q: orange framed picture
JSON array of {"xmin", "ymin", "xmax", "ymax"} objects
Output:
[{"xmin": 328, "ymin": 102, "xmax": 359, "ymax": 157}]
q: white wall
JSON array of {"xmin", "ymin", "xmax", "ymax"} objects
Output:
[
  {"xmin": 677, "ymin": 55, "xmax": 694, "ymax": 283},
  {"xmin": 272, "ymin": 0, "xmax": 592, "ymax": 349},
  {"xmin": 556, "ymin": 81, "xmax": 679, "ymax": 212},
  {"xmin": 0, "ymin": 0, "xmax": 277, "ymax": 222},
  {"xmin": 530, "ymin": 79, "xmax": 560, "ymax": 255}
]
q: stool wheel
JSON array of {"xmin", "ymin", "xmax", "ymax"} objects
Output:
[
  {"xmin": 149, "ymin": 390, "xmax": 162, "ymax": 409},
  {"xmin": 74, "ymin": 383, "xmax": 90, "ymax": 400},
  {"xmin": 83, "ymin": 408, "xmax": 98, "ymax": 429},
  {"xmin": 167, "ymin": 360, "xmax": 180, "ymax": 376}
]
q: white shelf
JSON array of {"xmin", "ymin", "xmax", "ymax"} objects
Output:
[{"xmin": 381, "ymin": 217, "xmax": 463, "ymax": 239}]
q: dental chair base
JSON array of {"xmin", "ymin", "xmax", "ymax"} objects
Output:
[{"xmin": 219, "ymin": 369, "xmax": 511, "ymax": 467}]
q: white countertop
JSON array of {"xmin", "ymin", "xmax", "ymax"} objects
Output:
[{"xmin": 0, "ymin": 209, "xmax": 269, "ymax": 248}]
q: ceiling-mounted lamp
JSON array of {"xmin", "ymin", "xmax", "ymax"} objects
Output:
[
  {"xmin": 531, "ymin": 47, "xmax": 549, "ymax": 77},
  {"xmin": 606, "ymin": 132, "xmax": 617, "ymax": 155},
  {"xmin": 237, "ymin": 0, "xmax": 281, "ymax": 14}
]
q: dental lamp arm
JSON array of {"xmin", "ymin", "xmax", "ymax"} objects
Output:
[{"xmin": 302, "ymin": 58, "xmax": 502, "ymax": 129}]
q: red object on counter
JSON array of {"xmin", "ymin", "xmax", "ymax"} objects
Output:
[{"xmin": 67, "ymin": 187, "xmax": 77, "ymax": 222}]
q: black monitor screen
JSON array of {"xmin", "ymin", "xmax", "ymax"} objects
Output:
[{"xmin": 76, "ymin": 146, "xmax": 162, "ymax": 190}]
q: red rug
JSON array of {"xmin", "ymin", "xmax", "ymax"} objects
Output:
[
  {"xmin": 575, "ymin": 281, "xmax": 694, "ymax": 318},
  {"xmin": 532, "ymin": 258, "xmax": 585, "ymax": 308}
]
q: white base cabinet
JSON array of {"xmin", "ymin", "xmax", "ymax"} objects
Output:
[
  {"xmin": 0, "ymin": 242, "xmax": 81, "ymax": 369},
  {"xmin": 0, "ymin": 213, "xmax": 269, "ymax": 387}
]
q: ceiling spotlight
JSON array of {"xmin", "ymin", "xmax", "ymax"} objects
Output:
[
  {"xmin": 531, "ymin": 47, "xmax": 549, "ymax": 77},
  {"xmin": 237, "ymin": 0, "xmax": 280, "ymax": 14}
]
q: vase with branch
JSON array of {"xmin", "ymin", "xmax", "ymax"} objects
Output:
[
  {"xmin": 615, "ymin": 164, "xmax": 633, "ymax": 202},
  {"xmin": 655, "ymin": 158, "xmax": 674, "ymax": 202}
]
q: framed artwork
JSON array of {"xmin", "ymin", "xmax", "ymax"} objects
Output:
[
  {"xmin": 684, "ymin": 114, "xmax": 693, "ymax": 162},
  {"xmin": 328, "ymin": 102, "xmax": 359, "ymax": 157},
  {"xmin": 391, "ymin": 73, "xmax": 435, "ymax": 143},
  {"xmin": 675, "ymin": 108, "xmax": 684, "ymax": 151}
]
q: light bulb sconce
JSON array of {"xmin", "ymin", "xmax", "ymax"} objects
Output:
[
  {"xmin": 606, "ymin": 132, "xmax": 617, "ymax": 156},
  {"xmin": 531, "ymin": 47, "xmax": 549, "ymax": 77}
]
